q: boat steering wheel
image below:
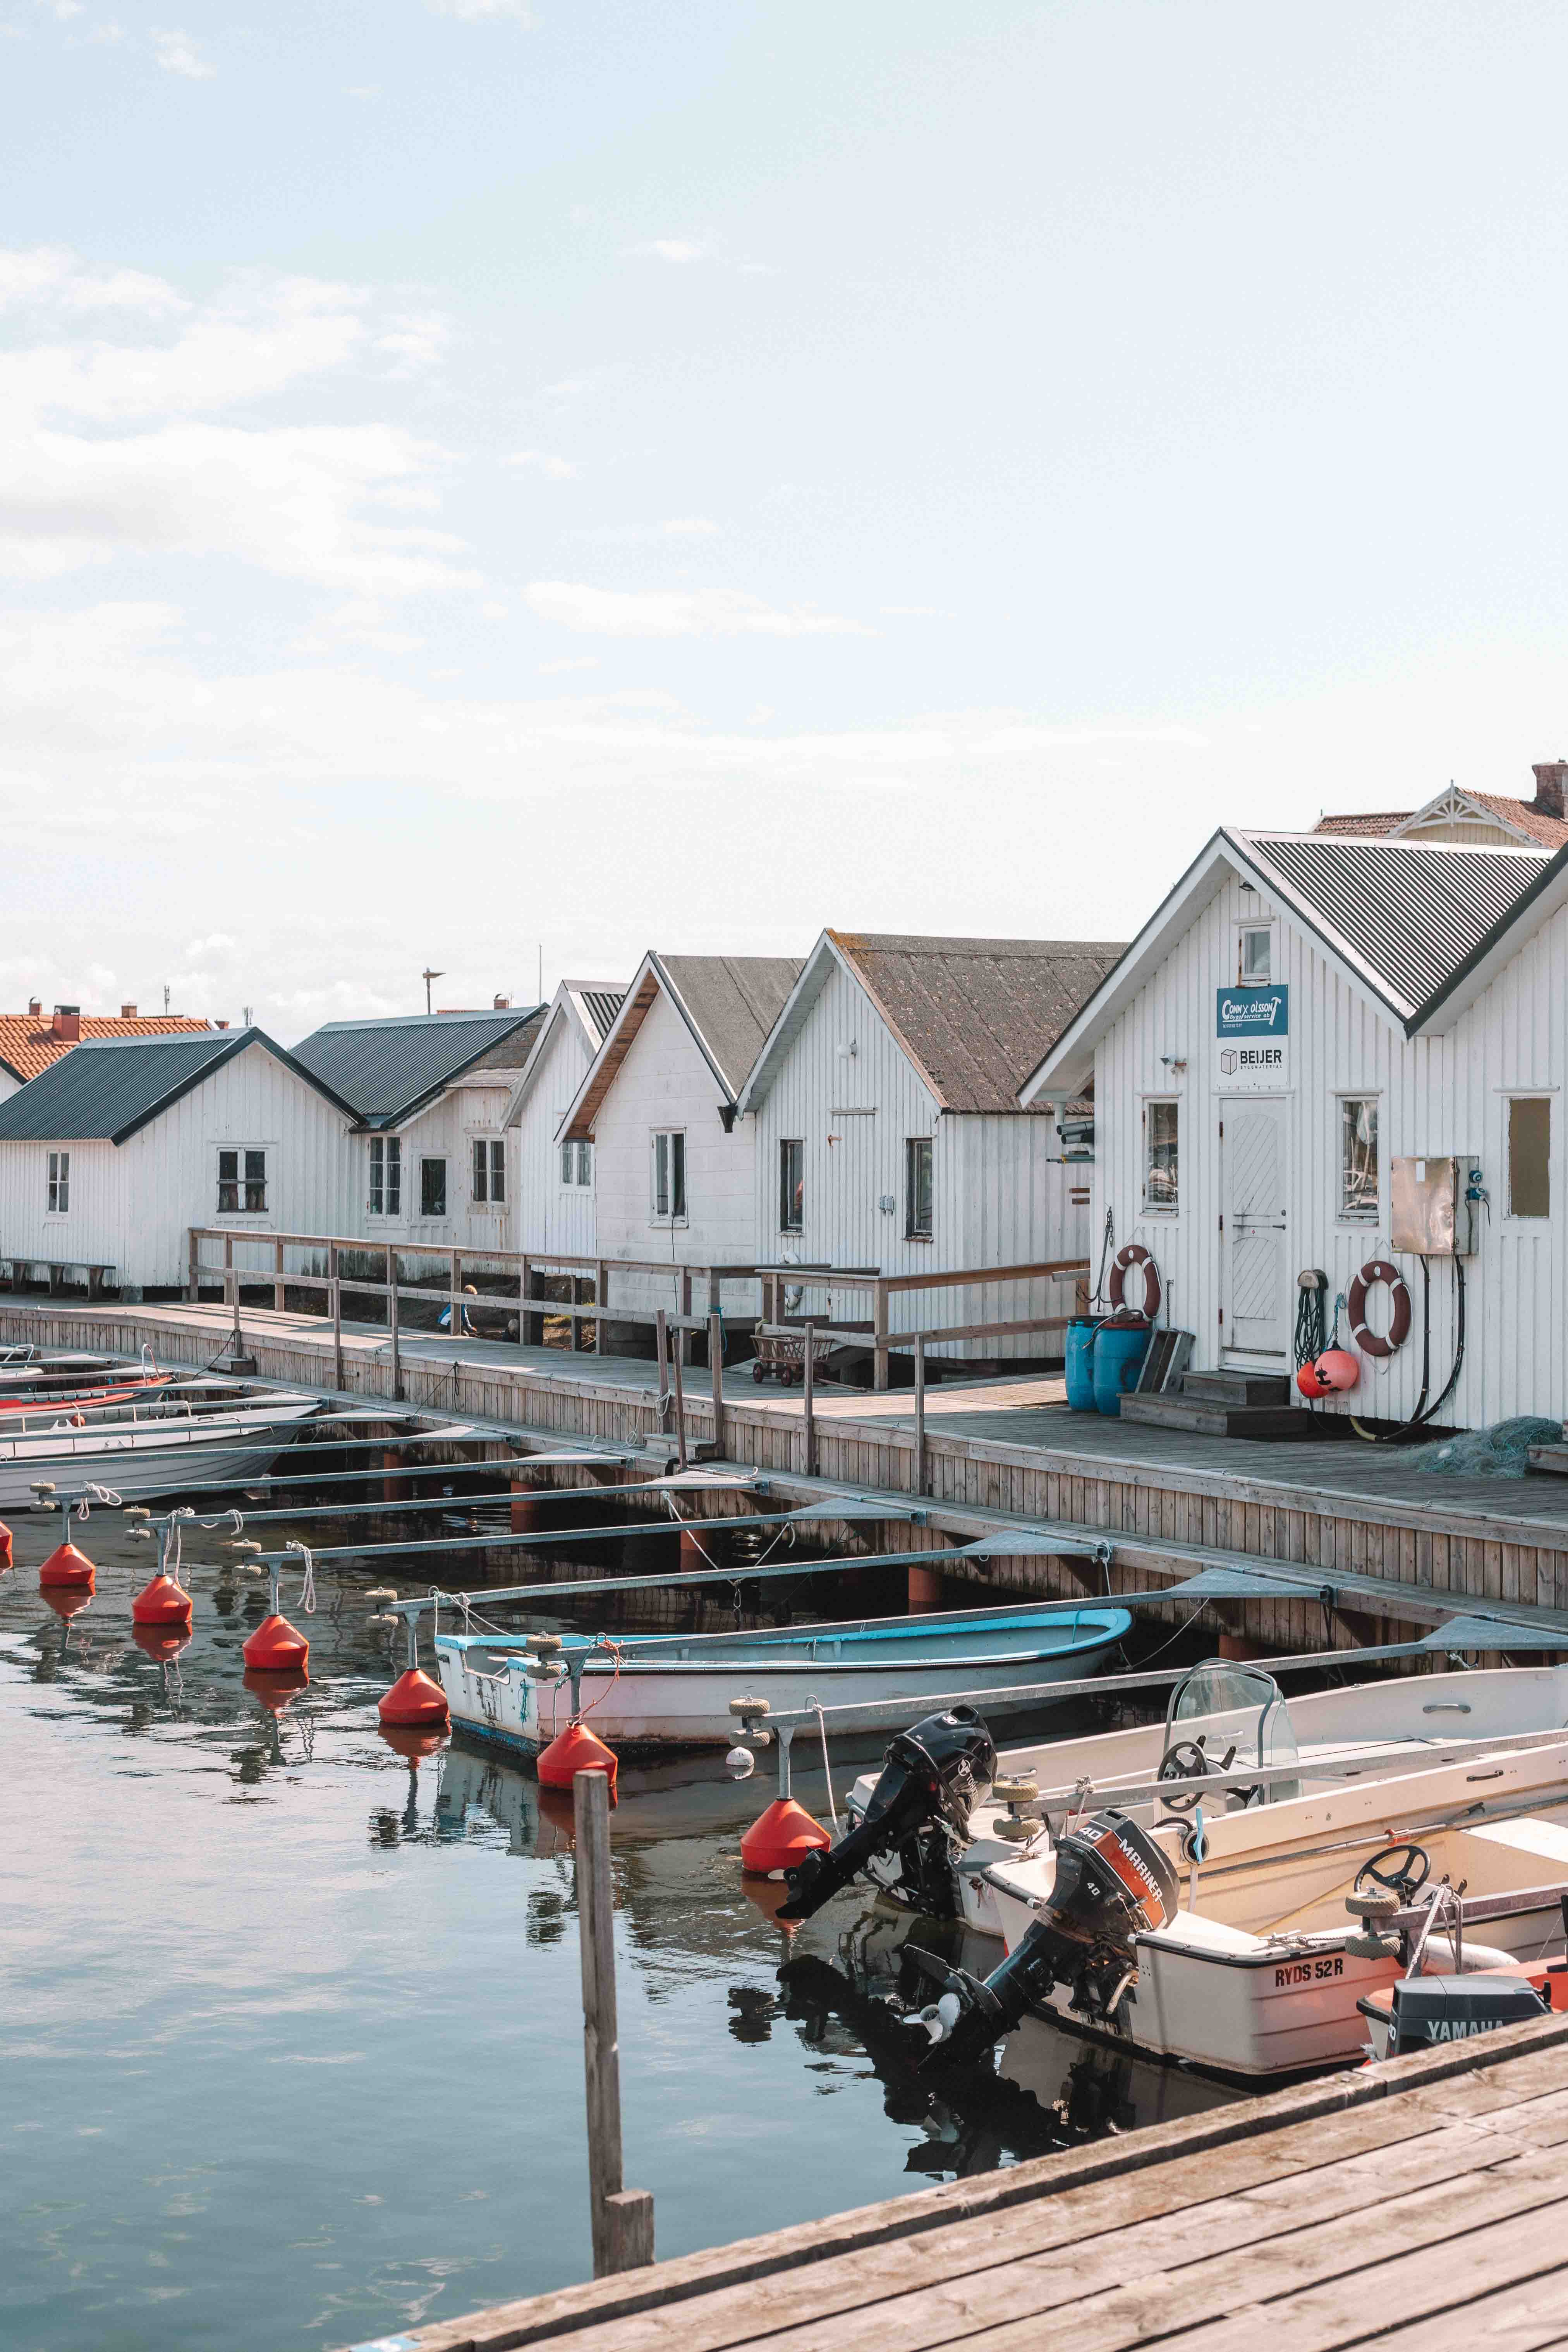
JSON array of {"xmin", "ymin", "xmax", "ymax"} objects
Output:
[
  {"xmin": 1156, "ymin": 1736, "xmax": 1236, "ymax": 1816},
  {"xmin": 1353, "ymin": 1842, "xmax": 1431, "ymax": 1906}
]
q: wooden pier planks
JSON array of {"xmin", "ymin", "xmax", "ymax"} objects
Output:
[{"xmin": 340, "ymin": 2018, "xmax": 1568, "ymax": 2352}]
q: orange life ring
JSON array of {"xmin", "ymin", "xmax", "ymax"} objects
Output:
[
  {"xmin": 1348, "ymin": 1259, "xmax": 1411, "ymax": 1357},
  {"xmin": 1108, "ymin": 1243, "xmax": 1161, "ymax": 1322}
]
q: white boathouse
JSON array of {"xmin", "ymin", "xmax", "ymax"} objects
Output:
[
  {"xmin": 737, "ymin": 932, "xmax": 1124, "ymax": 1365},
  {"xmin": 0, "ymin": 1030, "xmax": 358, "ymax": 1294},
  {"xmin": 1023, "ymin": 822, "xmax": 1568, "ymax": 1429},
  {"xmin": 505, "ymin": 979, "xmax": 627, "ymax": 1266}
]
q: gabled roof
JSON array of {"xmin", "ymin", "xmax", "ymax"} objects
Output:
[
  {"xmin": 1021, "ymin": 828, "xmax": 1556, "ymax": 1100},
  {"xmin": 560, "ymin": 952, "xmax": 804, "ymax": 1141},
  {"xmin": 290, "ymin": 1007, "xmax": 544, "ymax": 1131},
  {"xmin": 0, "ymin": 1011, "xmax": 212, "ymax": 1087},
  {"xmin": 738, "ymin": 931, "xmax": 1125, "ymax": 1116},
  {"xmin": 503, "ymin": 980, "xmax": 629, "ymax": 1127},
  {"xmin": 1316, "ymin": 785, "xmax": 1568, "ymax": 852},
  {"xmin": 0, "ymin": 1030, "xmax": 358, "ymax": 1145}
]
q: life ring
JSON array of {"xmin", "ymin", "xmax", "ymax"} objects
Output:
[
  {"xmin": 1348, "ymin": 1259, "xmax": 1411, "ymax": 1357},
  {"xmin": 1108, "ymin": 1243, "xmax": 1161, "ymax": 1322}
]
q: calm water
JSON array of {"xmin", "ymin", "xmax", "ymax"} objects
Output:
[{"xmin": 0, "ymin": 1512, "xmax": 1232, "ymax": 2352}]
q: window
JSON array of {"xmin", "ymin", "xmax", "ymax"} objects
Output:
[
  {"xmin": 369, "ymin": 1136, "xmax": 401, "ymax": 1217},
  {"xmin": 1144, "ymin": 1100, "xmax": 1179, "ymax": 1210},
  {"xmin": 780, "ymin": 1138, "xmax": 804, "ymax": 1233},
  {"xmin": 905, "ymin": 1136, "xmax": 933, "ymax": 1240},
  {"xmin": 1240, "ymin": 926, "xmax": 1272, "ymax": 983},
  {"xmin": 1509, "ymin": 1097, "xmax": 1551, "ymax": 1219},
  {"xmin": 1338, "ymin": 1097, "xmax": 1379, "ymax": 1220},
  {"xmin": 46, "ymin": 1150, "xmax": 69, "ymax": 1214},
  {"xmin": 560, "ymin": 1139, "xmax": 594, "ymax": 1187},
  {"xmin": 218, "ymin": 1147, "xmax": 266, "ymax": 1214},
  {"xmin": 420, "ymin": 1157, "xmax": 447, "ymax": 1219},
  {"xmin": 651, "ymin": 1129, "xmax": 686, "ymax": 1221},
  {"xmin": 472, "ymin": 1138, "xmax": 505, "ymax": 1204},
  {"xmin": 576, "ymin": 1139, "xmax": 593, "ymax": 1187}
]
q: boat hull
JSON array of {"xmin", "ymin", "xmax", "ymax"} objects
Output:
[{"xmin": 0, "ymin": 1401, "xmax": 322, "ymax": 1505}]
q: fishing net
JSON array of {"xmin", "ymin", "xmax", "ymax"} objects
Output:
[{"xmin": 1407, "ymin": 1415, "xmax": 1561, "ymax": 1478}]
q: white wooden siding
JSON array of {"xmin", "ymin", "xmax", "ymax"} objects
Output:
[
  {"xmin": 1092, "ymin": 867, "xmax": 1567, "ymax": 1427},
  {"xmin": 509, "ymin": 1008, "xmax": 599, "ymax": 1264}
]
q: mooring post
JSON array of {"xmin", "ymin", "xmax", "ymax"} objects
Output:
[
  {"xmin": 914, "ymin": 1332, "xmax": 927, "ymax": 1499},
  {"xmin": 802, "ymin": 1319, "xmax": 816, "ymax": 1480},
  {"xmin": 574, "ymin": 1767, "xmax": 654, "ymax": 2278},
  {"xmin": 709, "ymin": 1312, "xmax": 725, "ymax": 1457}
]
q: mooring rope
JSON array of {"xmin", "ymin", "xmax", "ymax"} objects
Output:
[{"xmin": 285, "ymin": 1537, "xmax": 317, "ymax": 1615}]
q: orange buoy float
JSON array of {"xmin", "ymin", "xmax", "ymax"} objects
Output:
[
  {"xmin": 244, "ymin": 1663, "xmax": 308, "ymax": 1713},
  {"xmin": 242, "ymin": 1613, "xmax": 309, "ymax": 1670},
  {"xmin": 378, "ymin": 1667, "xmax": 450, "ymax": 1729},
  {"xmin": 0, "ymin": 1519, "xmax": 12, "ymax": 1570},
  {"xmin": 132, "ymin": 1572, "xmax": 194, "ymax": 1628},
  {"xmin": 39, "ymin": 1538, "xmax": 95, "ymax": 1589},
  {"xmin": 133, "ymin": 1623, "xmax": 191, "ymax": 1664},
  {"xmin": 536, "ymin": 1719, "xmax": 618, "ymax": 1792},
  {"xmin": 739, "ymin": 1797, "xmax": 831, "ymax": 1877}
]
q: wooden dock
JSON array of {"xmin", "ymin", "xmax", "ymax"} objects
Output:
[{"xmin": 344, "ymin": 2014, "xmax": 1568, "ymax": 2352}]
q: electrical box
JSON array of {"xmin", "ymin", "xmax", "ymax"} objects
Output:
[{"xmin": 1390, "ymin": 1156, "xmax": 1470, "ymax": 1255}]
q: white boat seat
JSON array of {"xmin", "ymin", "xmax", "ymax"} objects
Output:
[{"xmin": 1142, "ymin": 1911, "xmax": 1261, "ymax": 1955}]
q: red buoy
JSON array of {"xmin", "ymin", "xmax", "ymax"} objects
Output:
[
  {"xmin": 133, "ymin": 1623, "xmax": 191, "ymax": 1664},
  {"xmin": 244, "ymin": 1664, "xmax": 308, "ymax": 1713},
  {"xmin": 377, "ymin": 1667, "xmax": 450, "ymax": 1729},
  {"xmin": 536, "ymin": 1719, "xmax": 618, "ymax": 1792},
  {"xmin": 242, "ymin": 1613, "xmax": 309, "ymax": 1670},
  {"xmin": 132, "ymin": 1573, "xmax": 194, "ymax": 1628},
  {"xmin": 740, "ymin": 1797, "xmax": 831, "ymax": 1877},
  {"xmin": 0, "ymin": 1519, "xmax": 12, "ymax": 1570},
  {"xmin": 39, "ymin": 1539, "xmax": 95, "ymax": 1589}
]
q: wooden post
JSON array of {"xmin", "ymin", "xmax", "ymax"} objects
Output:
[
  {"xmin": 388, "ymin": 1245, "xmax": 403, "ymax": 1402},
  {"xmin": 273, "ymin": 1237, "xmax": 285, "ymax": 1313},
  {"xmin": 519, "ymin": 1255, "xmax": 530, "ymax": 1351},
  {"xmin": 187, "ymin": 1228, "xmax": 199, "ymax": 1305},
  {"xmin": 678, "ymin": 1267, "xmax": 692, "ymax": 1369},
  {"xmin": 671, "ymin": 1327, "xmax": 689, "ymax": 1471},
  {"xmin": 571, "ymin": 1274, "xmax": 586, "ymax": 1354},
  {"xmin": 914, "ymin": 1332, "xmax": 927, "ymax": 1500},
  {"xmin": 654, "ymin": 1308, "xmax": 671, "ymax": 1437},
  {"xmin": 594, "ymin": 1259, "xmax": 608, "ymax": 1358},
  {"xmin": 873, "ymin": 1278, "xmax": 890, "ymax": 1392},
  {"xmin": 802, "ymin": 1319, "xmax": 815, "ymax": 1480},
  {"xmin": 450, "ymin": 1246, "xmax": 462, "ymax": 1348},
  {"xmin": 574, "ymin": 1767, "xmax": 654, "ymax": 2278},
  {"xmin": 709, "ymin": 1311, "xmax": 724, "ymax": 1459},
  {"xmin": 330, "ymin": 1244, "xmax": 344, "ymax": 1394}
]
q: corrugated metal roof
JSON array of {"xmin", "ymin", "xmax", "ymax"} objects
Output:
[
  {"xmin": 832, "ymin": 934, "xmax": 1127, "ymax": 1112},
  {"xmin": 659, "ymin": 956, "xmax": 805, "ymax": 1095},
  {"xmin": 290, "ymin": 1008, "xmax": 542, "ymax": 1128},
  {"xmin": 0, "ymin": 1030, "xmax": 351, "ymax": 1143},
  {"xmin": 577, "ymin": 987, "xmax": 626, "ymax": 1049},
  {"xmin": 1239, "ymin": 834, "xmax": 1550, "ymax": 1016},
  {"xmin": 0, "ymin": 1011, "xmax": 211, "ymax": 1085}
]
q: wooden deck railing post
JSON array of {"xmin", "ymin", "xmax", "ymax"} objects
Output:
[
  {"xmin": 187, "ymin": 1228, "xmax": 199, "ymax": 1304},
  {"xmin": 802, "ymin": 1318, "xmax": 816, "ymax": 1480},
  {"xmin": 873, "ymin": 1278, "xmax": 890, "ymax": 1391},
  {"xmin": 329, "ymin": 1243, "xmax": 344, "ymax": 1391},
  {"xmin": 388, "ymin": 1244, "xmax": 403, "ymax": 1402},
  {"xmin": 450, "ymin": 1246, "xmax": 462, "ymax": 1348},
  {"xmin": 574, "ymin": 1768, "xmax": 654, "ymax": 2278},
  {"xmin": 654, "ymin": 1308, "xmax": 671, "ymax": 1440},
  {"xmin": 914, "ymin": 1332, "xmax": 927, "ymax": 1499},
  {"xmin": 671, "ymin": 1327, "xmax": 689, "ymax": 1471},
  {"xmin": 678, "ymin": 1267, "xmax": 692, "ymax": 1368},
  {"xmin": 273, "ymin": 1236, "xmax": 285, "ymax": 1313},
  {"xmin": 709, "ymin": 1312, "xmax": 724, "ymax": 1458},
  {"xmin": 595, "ymin": 1258, "xmax": 608, "ymax": 1356}
]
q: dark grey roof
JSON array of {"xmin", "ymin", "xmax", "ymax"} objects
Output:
[
  {"xmin": 833, "ymin": 934, "xmax": 1127, "ymax": 1112},
  {"xmin": 578, "ymin": 989, "xmax": 626, "ymax": 1049},
  {"xmin": 0, "ymin": 1030, "xmax": 357, "ymax": 1144},
  {"xmin": 290, "ymin": 1008, "xmax": 543, "ymax": 1128},
  {"xmin": 1238, "ymin": 834, "xmax": 1550, "ymax": 1016},
  {"xmin": 659, "ymin": 956, "xmax": 805, "ymax": 1095}
]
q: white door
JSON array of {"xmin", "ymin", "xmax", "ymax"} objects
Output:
[{"xmin": 1220, "ymin": 1097, "xmax": 1290, "ymax": 1360}]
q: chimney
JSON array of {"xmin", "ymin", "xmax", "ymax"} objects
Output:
[
  {"xmin": 27, "ymin": 998, "xmax": 41, "ymax": 1018},
  {"xmin": 215, "ymin": 1019, "xmax": 229, "ymax": 1031},
  {"xmin": 1532, "ymin": 760, "xmax": 1568, "ymax": 820},
  {"xmin": 493, "ymin": 993, "xmax": 510, "ymax": 1010},
  {"xmin": 121, "ymin": 1002, "xmax": 137, "ymax": 1018},
  {"xmin": 52, "ymin": 1005, "xmax": 81, "ymax": 1042}
]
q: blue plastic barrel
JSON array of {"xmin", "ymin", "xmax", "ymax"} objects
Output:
[
  {"xmin": 1092, "ymin": 1322, "xmax": 1150, "ymax": 1416},
  {"xmin": 1065, "ymin": 1318, "xmax": 1100, "ymax": 1411}
]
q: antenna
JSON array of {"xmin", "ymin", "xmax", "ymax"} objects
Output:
[
  {"xmin": 163, "ymin": 984, "xmax": 171, "ymax": 1014},
  {"xmin": 422, "ymin": 967, "xmax": 445, "ymax": 1015}
]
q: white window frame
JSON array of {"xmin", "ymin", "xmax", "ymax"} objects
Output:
[
  {"xmin": 368, "ymin": 1135, "xmax": 402, "ymax": 1219},
  {"xmin": 1506, "ymin": 1094, "xmax": 1553, "ymax": 1222},
  {"xmin": 216, "ymin": 1144, "xmax": 268, "ymax": 1217},
  {"xmin": 650, "ymin": 1128, "xmax": 687, "ymax": 1225},
  {"xmin": 1142, "ymin": 1097, "xmax": 1179, "ymax": 1214},
  {"xmin": 471, "ymin": 1136, "xmax": 505, "ymax": 1205},
  {"xmin": 560, "ymin": 1137, "xmax": 593, "ymax": 1188},
  {"xmin": 780, "ymin": 1138, "xmax": 805, "ymax": 1234},
  {"xmin": 419, "ymin": 1155, "xmax": 448, "ymax": 1221},
  {"xmin": 1238, "ymin": 924, "xmax": 1274, "ymax": 985},
  {"xmin": 1335, "ymin": 1093, "xmax": 1380, "ymax": 1224},
  {"xmin": 904, "ymin": 1135, "xmax": 933, "ymax": 1241},
  {"xmin": 46, "ymin": 1149, "xmax": 69, "ymax": 1216}
]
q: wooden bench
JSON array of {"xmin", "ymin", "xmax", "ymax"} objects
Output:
[{"xmin": 8, "ymin": 1258, "xmax": 117, "ymax": 1301}]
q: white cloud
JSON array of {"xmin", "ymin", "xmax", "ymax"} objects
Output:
[
  {"xmin": 151, "ymin": 27, "xmax": 215, "ymax": 78},
  {"xmin": 660, "ymin": 517, "xmax": 720, "ymax": 537},
  {"xmin": 539, "ymin": 655, "xmax": 599, "ymax": 675},
  {"xmin": 0, "ymin": 247, "xmax": 187, "ymax": 316},
  {"xmin": 631, "ymin": 240, "xmax": 709, "ymax": 265},
  {"xmin": 524, "ymin": 582, "xmax": 871, "ymax": 639},
  {"xmin": 426, "ymin": 0, "xmax": 533, "ymax": 19},
  {"xmin": 506, "ymin": 448, "xmax": 577, "ymax": 480}
]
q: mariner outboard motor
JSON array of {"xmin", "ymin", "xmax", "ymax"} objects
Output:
[
  {"xmin": 907, "ymin": 1808, "xmax": 1178, "ymax": 2069},
  {"xmin": 776, "ymin": 1706, "xmax": 997, "ymax": 1923}
]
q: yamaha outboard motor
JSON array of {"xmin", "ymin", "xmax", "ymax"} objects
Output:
[
  {"xmin": 776, "ymin": 1706, "xmax": 997, "ymax": 1923},
  {"xmin": 909, "ymin": 1809, "xmax": 1178, "ymax": 2068}
]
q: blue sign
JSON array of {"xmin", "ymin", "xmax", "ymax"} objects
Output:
[{"xmin": 1216, "ymin": 985, "xmax": 1288, "ymax": 1038}]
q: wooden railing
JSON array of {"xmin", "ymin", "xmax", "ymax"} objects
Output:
[{"xmin": 756, "ymin": 1257, "xmax": 1089, "ymax": 1387}]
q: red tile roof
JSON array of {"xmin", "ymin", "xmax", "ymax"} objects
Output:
[
  {"xmin": 1315, "ymin": 796, "xmax": 1568, "ymax": 850},
  {"xmin": 0, "ymin": 1013, "xmax": 212, "ymax": 1087},
  {"xmin": 1312, "ymin": 810, "xmax": 1409, "ymax": 837}
]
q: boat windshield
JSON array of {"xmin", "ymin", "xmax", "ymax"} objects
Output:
[{"xmin": 1164, "ymin": 1660, "xmax": 1300, "ymax": 1802}]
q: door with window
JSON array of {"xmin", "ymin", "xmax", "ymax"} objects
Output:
[{"xmin": 1219, "ymin": 1097, "xmax": 1290, "ymax": 1359}]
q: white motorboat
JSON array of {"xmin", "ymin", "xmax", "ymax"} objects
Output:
[
  {"xmin": 823, "ymin": 1658, "xmax": 1568, "ymax": 1937},
  {"xmin": 0, "ymin": 1395, "xmax": 324, "ymax": 1507},
  {"xmin": 435, "ymin": 1602, "xmax": 1132, "ymax": 1757}
]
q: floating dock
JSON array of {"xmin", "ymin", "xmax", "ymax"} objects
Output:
[{"xmin": 342, "ymin": 2012, "xmax": 1568, "ymax": 2352}]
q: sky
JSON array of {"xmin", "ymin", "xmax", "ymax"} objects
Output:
[{"xmin": 5, "ymin": 0, "xmax": 1568, "ymax": 1040}]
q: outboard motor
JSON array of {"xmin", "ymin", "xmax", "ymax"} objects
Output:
[
  {"xmin": 776, "ymin": 1706, "xmax": 997, "ymax": 1923},
  {"xmin": 908, "ymin": 1809, "xmax": 1178, "ymax": 2068}
]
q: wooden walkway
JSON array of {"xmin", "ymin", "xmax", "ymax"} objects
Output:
[{"xmin": 346, "ymin": 2015, "xmax": 1568, "ymax": 2352}]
